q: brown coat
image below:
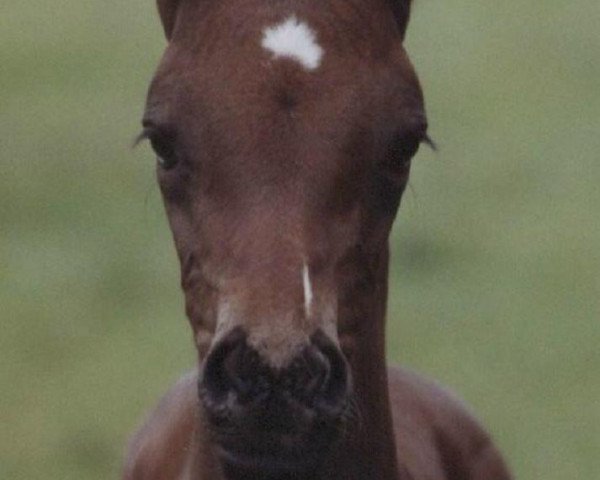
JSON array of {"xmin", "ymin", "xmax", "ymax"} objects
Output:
[{"xmin": 123, "ymin": 367, "xmax": 512, "ymax": 480}]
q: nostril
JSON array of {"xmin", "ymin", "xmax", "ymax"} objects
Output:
[
  {"xmin": 305, "ymin": 348, "xmax": 331, "ymax": 396},
  {"xmin": 289, "ymin": 347, "xmax": 330, "ymax": 401},
  {"xmin": 223, "ymin": 340, "xmax": 252, "ymax": 397},
  {"xmin": 284, "ymin": 332, "xmax": 350, "ymax": 412},
  {"xmin": 310, "ymin": 332, "xmax": 350, "ymax": 412},
  {"xmin": 202, "ymin": 328, "xmax": 269, "ymax": 406},
  {"xmin": 202, "ymin": 328, "xmax": 244, "ymax": 403},
  {"xmin": 202, "ymin": 329, "xmax": 349, "ymax": 420}
]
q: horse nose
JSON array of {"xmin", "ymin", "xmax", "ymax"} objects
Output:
[
  {"xmin": 201, "ymin": 328, "xmax": 271, "ymax": 406},
  {"xmin": 286, "ymin": 331, "xmax": 350, "ymax": 413},
  {"xmin": 201, "ymin": 328, "xmax": 350, "ymax": 417}
]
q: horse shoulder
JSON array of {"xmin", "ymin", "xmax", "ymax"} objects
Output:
[
  {"xmin": 122, "ymin": 371, "xmax": 199, "ymax": 480},
  {"xmin": 388, "ymin": 365, "xmax": 513, "ymax": 480}
]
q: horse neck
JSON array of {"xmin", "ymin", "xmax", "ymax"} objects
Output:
[{"xmin": 192, "ymin": 245, "xmax": 402, "ymax": 480}]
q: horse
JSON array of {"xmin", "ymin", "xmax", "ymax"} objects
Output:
[{"xmin": 123, "ymin": 1, "xmax": 513, "ymax": 479}]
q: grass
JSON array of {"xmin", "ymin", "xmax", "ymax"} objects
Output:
[{"xmin": 1, "ymin": 1, "xmax": 598, "ymax": 478}]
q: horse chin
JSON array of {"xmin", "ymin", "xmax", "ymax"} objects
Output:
[
  {"xmin": 213, "ymin": 420, "xmax": 343, "ymax": 477},
  {"xmin": 218, "ymin": 444, "xmax": 320, "ymax": 478}
]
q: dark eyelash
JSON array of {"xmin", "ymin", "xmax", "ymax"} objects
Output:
[
  {"xmin": 132, "ymin": 129, "xmax": 151, "ymax": 149},
  {"xmin": 133, "ymin": 127, "xmax": 177, "ymax": 158},
  {"xmin": 422, "ymin": 134, "xmax": 438, "ymax": 151}
]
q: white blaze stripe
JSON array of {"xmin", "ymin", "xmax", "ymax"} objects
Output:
[
  {"xmin": 261, "ymin": 16, "xmax": 324, "ymax": 71},
  {"xmin": 302, "ymin": 262, "xmax": 313, "ymax": 317}
]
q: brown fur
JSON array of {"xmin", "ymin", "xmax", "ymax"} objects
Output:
[{"xmin": 124, "ymin": 0, "xmax": 513, "ymax": 478}]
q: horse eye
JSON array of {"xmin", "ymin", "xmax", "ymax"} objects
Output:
[
  {"xmin": 391, "ymin": 132, "xmax": 422, "ymax": 162},
  {"xmin": 156, "ymin": 153, "xmax": 178, "ymax": 170},
  {"xmin": 380, "ymin": 131, "xmax": 422, "ymax": 179},
  {"xmin": 148, "ymin": 131, "xmax": 178, "ymax": 170}
]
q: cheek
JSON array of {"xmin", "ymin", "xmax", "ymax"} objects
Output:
[
  {"xmin": 368, "ymin": 167, "xmax": 410, "ymax": 217},
  {"xmin": 161, "ymin": 188, "xmax": 215, "ymax": 264},
  {"xmin": 157, "ymin": 164, "xmax": 193, "ymax": 205},
  {"xmin": 181, "ymin": 268, "xmax": 221, "ymax": 360},
  {"xmin": 161, "ymin": 199, "xmax": 221, "ymax": 341},
  {"xmin": 163, "ymin": 202, "xmax": 194, "ymax": 263}
]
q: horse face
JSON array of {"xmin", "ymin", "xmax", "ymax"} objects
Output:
[{"xmin": 142, "ymin": 0, "xmax": 426, "ymax": 474}]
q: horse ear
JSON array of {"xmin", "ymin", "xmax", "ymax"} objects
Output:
[
  {"xmin": 388, "ymin": 0, "xmax": 412, "ymax": 40},
  {"xmin": 157, "ymin": 0, "xmax": 181, "ymax": 39}
]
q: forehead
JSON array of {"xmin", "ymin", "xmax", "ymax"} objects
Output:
[
  {"xmin": 149, "ymin": 0, "xmax": 421, "ymax": 110},
  {"xmin": 172, "ymin": 0, "xmax": 398, "ymax": 55},
  {"xmin": 144, "ymin": 2, "xmax": 427, "ymax": 190},
  {"xmin": 146, "ymin": 2, "xmax": 425, "ymax": 234}
]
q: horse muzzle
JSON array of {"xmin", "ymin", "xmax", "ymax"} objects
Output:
[{"xmin": 199, "ymin": 327, "xmax": 352, "ymax": 475}]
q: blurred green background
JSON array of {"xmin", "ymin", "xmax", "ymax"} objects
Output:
[{"xmin": 1, "ymin": 1, "xmax": 598, "ymax": 478}]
